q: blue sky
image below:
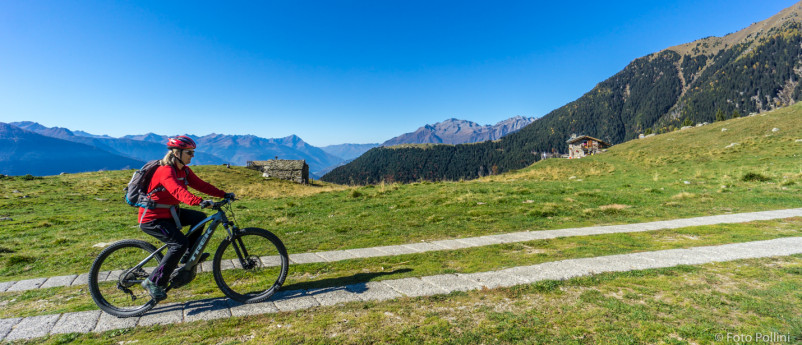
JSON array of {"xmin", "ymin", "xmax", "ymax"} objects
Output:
[{"xmin": 0, "ymin": 0, "xmax": 797, "ymax": 146}]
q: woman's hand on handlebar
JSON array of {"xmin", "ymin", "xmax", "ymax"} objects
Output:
[
  {"xmin": 201, "ymin": 196, "xmax": 236, "ymax": 209},
  {"xmin": 199, "ymin": 200, "xmax": 214, "ymax": 209}
]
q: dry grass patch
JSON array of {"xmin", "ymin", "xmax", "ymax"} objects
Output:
[
  {"xmin": 583, "ymin": 204, "xmax": 631, "ymax": 215},
  {"xmin": 671, "ymin": 192, "xmax": 696, "ymax": 200},
  {"xmin": 233, "ymin": 179, "xmax": 348, "ymax": 199},
  {"xmin": 599, "ymin": 204, "xmax": 630, "ymax": 211}
]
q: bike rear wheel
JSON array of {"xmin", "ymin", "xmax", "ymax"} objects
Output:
[
  {"xmin": 213, "ymin": 228, "xmax": 289, "ymax": 303},
  {"xmin": 88, "ymin": 239, "xmax": 162, "ymax": 317}
]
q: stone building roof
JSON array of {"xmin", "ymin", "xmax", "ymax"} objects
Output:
[
  {"xmin": 566, "ymin": 135, "xmax": 611, "ymax": 147},
  {"xmin": 248, "ymin": 160, "xmax": 307, "ymax": 170}
]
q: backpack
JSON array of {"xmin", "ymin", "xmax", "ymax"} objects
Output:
[{"xmin": 124, "ymin": 160, "xmax": 166, "ymax": 209}]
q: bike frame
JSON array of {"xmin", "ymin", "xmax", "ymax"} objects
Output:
[{"xmin": 130, "ymin": 204, "xmax": 238, "ymax": 280}]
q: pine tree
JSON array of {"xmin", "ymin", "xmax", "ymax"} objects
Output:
[{"xmin": 715, "ymin": 109, "xmax": 726, "ymax": 121}]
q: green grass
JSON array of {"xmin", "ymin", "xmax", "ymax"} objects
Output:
[
  {"xmin": 1, "ymin": 104, "xmax": 802, "ymax": 343},
  {"xmin": 22, "ymin": 254, "xmax": 802, "ymax": 344},
  {"xmin": 0, "ymin": 218, "xmax": 799, "ymax": 319}
]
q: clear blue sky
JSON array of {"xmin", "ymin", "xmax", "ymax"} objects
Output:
[{"xmin": 0, "ymin": 0, "xmax": 797, "ymax": 146}]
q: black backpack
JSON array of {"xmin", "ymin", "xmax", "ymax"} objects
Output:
[{"xmin": 124, "ymin": 160, "xmax": 165, "ymax": 209}]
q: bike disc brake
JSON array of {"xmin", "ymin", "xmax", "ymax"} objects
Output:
[{"xmin": 241, "ymin": 256, "xmax": 261, "ymax": 270}]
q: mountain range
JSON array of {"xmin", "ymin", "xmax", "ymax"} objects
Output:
[
  {"xmin": 119, "ymin": 131, "xmax": 345, "ymax": 177},
  {"xmin": 0, "ymin": 123, "xmax": 144, "ymax": 176},
  {"xmin": 10, "ymin": 122, "xmax": 228, "ymax": 166},
  {"xmin": 1, "ymin": 114, "xmax": 532, "ymax": 177},
  {"xmin": 382, "ymin": 116, "xmax": 535, "ymax": 146},
  {"xmin": 6, "ymin": 122, "xmax": 344, "ymax": 177},
  {"xmin": 322, "ymin": 2, "xmax": 802, "ymax": 184}
]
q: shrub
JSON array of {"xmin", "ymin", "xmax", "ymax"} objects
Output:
[
  {"xmin": 741, "ymin": 172, "xmax": 771, "ymax": 182},
  {"xmin": 349, "ymin": 190, "xmax": 363, "ymax": 198},
  {"xmin": 528, "ymin": 208, "xmax": 558, "ymax": 218},
  {"xmin": 5, "ymin": 255, "xmax": 36, "ymax": 267}
]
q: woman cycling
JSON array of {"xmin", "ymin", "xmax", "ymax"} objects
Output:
[{"xmin": 139, "ymin": 136, "xmax": 234, "ymax": 301}]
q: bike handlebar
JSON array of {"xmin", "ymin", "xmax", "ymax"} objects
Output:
[
  {"xmin": 213, "ymin": 197, "xmax": 236, "ymax": 209},
  {"xmin": 201, "ymin": 197, "xmax": 236, "ymax": 210}
]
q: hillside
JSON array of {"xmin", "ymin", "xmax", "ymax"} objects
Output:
[{"xmin": 323, "ymin": 2, "xmax": 802, "ymax": 184}]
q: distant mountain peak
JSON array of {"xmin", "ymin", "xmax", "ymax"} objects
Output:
[
  {"xmin": 0, "ymin": 122, "xmax": 27, "ymax": 134},
  {"xmin": 382, "ymin": 116, "xmax": 536, "ymax": 146},
  {"xmin": 10, "ymin": 121, "xmax": 48, "ymax": 132},
  {"xmin": 10, "ymin": 121, "xmax": 77, "ymax": 140},
  {"xmin": 281, "ymin": 134, "xmax": 303, "ymax": 142}
]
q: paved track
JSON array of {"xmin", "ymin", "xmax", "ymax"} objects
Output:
[{"xmin": 2, "ymin": 209, "xmax": 802, "ymax": 341}]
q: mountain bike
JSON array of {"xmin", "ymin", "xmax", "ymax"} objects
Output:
[{"xmin": 88, "ymin": 198, "xmax": 289, "ymax": 317}]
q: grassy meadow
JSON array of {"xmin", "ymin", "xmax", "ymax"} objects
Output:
[
  {"xmin": 1, "ymin": 103, "xmax": 801, "ymax": 343},
  {"xmin": 35, "ymin": 255, "xmax": 802, "ymax": 345}
]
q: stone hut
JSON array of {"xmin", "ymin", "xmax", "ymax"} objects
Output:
[
  {"xmin": 247, "ymin": 159, "xmax": 309, "ymax": 184},
  {"xmin": 566, "ymin": 134, "xmax": 611, "ymax": 159}
]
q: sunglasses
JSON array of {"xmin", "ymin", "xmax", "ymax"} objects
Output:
[{"xmin": 184, "ymin": 150, "xmax": 195, "ymax": 156}]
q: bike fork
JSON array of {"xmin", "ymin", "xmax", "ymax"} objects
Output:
[{"xmin": 231, "ymin": 236, "xmax": 253, "ymax": 269}]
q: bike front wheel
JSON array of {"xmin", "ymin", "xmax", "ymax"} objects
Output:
[
  {"xmin": 213, "ymin": 228, "xmax": 289, "ymax": 303},
  {"xmin": 88, "ymin": 239, "xmax": 162, "ymax": 317}
]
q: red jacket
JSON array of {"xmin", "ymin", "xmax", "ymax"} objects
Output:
[{"xmin": 137, "ymin": 165, "xmax": 226, "ymax": 224}]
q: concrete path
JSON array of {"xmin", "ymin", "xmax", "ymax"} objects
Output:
[
  {"xmin": 2, "ymin": 237, "xmax": 801, "ymax": 342},
  {"xmin": 2, "ymin": 208, "xmax": 801, "ymax": 294}
]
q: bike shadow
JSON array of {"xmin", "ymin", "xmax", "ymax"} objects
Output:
[
  {"xmin": 281, "ymin": 268, "xmax": 412, "ymax": 292},
  {"xmin": 180, "ymin": 268, "xmax": 413, "ymax": 317}
]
